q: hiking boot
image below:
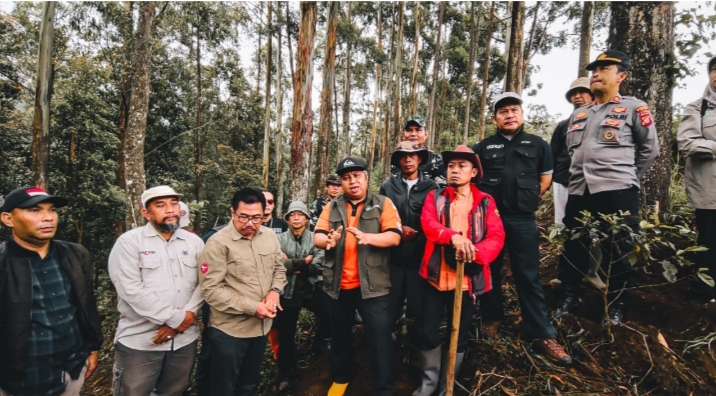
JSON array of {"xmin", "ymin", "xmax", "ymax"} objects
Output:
[
  {"xmin": 412, "ymin": 345, "xmax": 441, "ymax": 396},
  {"xmin": 533, "ymin": 339, "xmax": 572, "ymax": 366},
  {"xmin": 481, "ymin": 321, "xmax": 502, "ymax": 340},
  {"xmin": 601, "ymin": 301, "xmax": 625, "ymax": 326},
  {"xmin": 549, "ymin": 278, "xmax": 562, "ymax": 287},
  {"xmin": 583, "ymin": 272, "xmax": 607, "ymax": 290},
  {"xmin": 555, "ymin": 294, "xmax": 582, "ymax": 318}
]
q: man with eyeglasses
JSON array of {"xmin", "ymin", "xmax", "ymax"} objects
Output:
[
  {"xmin": 393, "ymin": 115, "xmax": 447, "ymax": 187},
  {"xmin": 262, "ymin": 190, "xmax": 289, "ymax": 235},
  {"xmin": 198, "ymin": 187, "xmax": 287, "ymax": 396}
]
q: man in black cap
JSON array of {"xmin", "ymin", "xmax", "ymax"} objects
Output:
[
  {"xmin": 314, "ymin": 156, "xmax": 402, "ymax": 396},
  {"xmin": 556, "ymin": 50, "xmax": 659, "ymax": 324},
  {"xmin": 676, "ymin": 55, "xmax": 716, "ymax": 305},
  {"xmin": 0, "ymin": 187, "xmax": 103, "ymax": 396},
  {"xmin": 393, "ymin": 115, "xmax": 447, "ymax": 186},
  {"xmin": 311, "ymin": 174, "xmax": 343, "ymax": 230},
  {"xmin": 472, "ymin": 92, "xmax": 572, "ymax": 366},
  {"xmin": 379, "ymin": 142, "xmax": 438, "ymax": 337}
]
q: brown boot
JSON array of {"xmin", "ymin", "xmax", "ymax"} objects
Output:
[
  {"xmin": 533, "ymin": 339, "xmax": 572, "ymax": 366},
  {"xmin": 481, "ymin": 321, "xmax": 501, "ymax": 340}
]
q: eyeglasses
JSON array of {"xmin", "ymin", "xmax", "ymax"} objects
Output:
[
  {"xmin": 235, "ymin": 214, "xmax": 263, "ymax": 224},
  {"xmin": 266, "ymin": 199, "xmax": 274, "ymax": 205}
]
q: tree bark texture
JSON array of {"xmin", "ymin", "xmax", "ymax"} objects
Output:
[
  {"xmin": 578, "ymin": 1, "xmax": 595, "ymax": 77},
  {"xmin": 289, "ymin": 1, "xmax": 317, "ymax": 203},
  {"xmin": 194, "ymin": 25, "xmax": 203, "ymax": 233},
  {"xmin": 477, "ymin": 2, "xmax": 495, "ymax": 141},
  {"xmin": 426, "ymin": 2, "xmax": 444, "ymax": 149},
  {"xmin": 608, "ymin": 2, "xmax": 675, "ymax": 209},
  {"xmin": 31, "ymin": 1, "xmax": 56, "ymax": 190},
  {"xmin": 262, "ymin": 2, "xmax": 273, "ymax": 189},
  {"xmin": 275, "ymin": 2, "xmax": 285, "ymax": 217},
  {"xmin": 341, "ymin": 3, "xmax": 352, "ymax": 159},
  {"xmin": 505, "ymin": 1, "xmax": 524, "ymax": 94},
  {"xmin": 368, "ymin": 2, "xmax": 382, "ymax": 178},
  {"xmin": 124, "ymin": 1, "xmax": 156, "ymax": 229},
  {"xmin": 392, "ymin": 1, "xmax": 405, "ymax": 146},
  {"xmin": 314, "ymin": 1, "xmax": 337, "ymax": 199},
  {"xmin": 463, "ymin": 2, "xmax": 478, "ymax": 144},
  {"xmin": 382, "ymin": 4, "xmax": 397, "ymax": 180},
  {"xmin": 409, "ymin": 2, "xmax": 420, "ymax": 116}
]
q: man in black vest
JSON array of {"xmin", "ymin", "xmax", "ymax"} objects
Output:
[{"xmin": 472, "ymin": 92, "xmax": 572, "ymax": 366}]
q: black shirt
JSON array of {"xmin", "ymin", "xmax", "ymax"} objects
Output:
[
  {"xmin": 550, "ymin": 119, "xmax": 571, "ymax": 186},
  {"xmin": 263, "ymin": 216, "xmax": 289, "ymax": 235}
]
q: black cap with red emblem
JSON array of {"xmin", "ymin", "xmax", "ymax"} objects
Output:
[{"xmin": 0, "ymin": 186, "xmax": 69, "ymax": 213}]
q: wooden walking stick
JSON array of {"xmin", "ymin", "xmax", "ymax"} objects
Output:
[{"xmin": 445, "ymin": 257, "xmax": 465, "ymax": 396}]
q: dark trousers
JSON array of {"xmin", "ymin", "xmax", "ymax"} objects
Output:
[
  {"xmin": 273, "ymin": 304, "xmax": 302, "ymax": 377},
  {"xmin": 205, "ymin": 327, "xmax": 267, "ymax": 396},
  {"xmin": 694, "ymin": 209, "xmax": 716, "ymax": 298},
  {"xmin": 388, "ymin": 265, "xmax": 425, "ymax": 329},
  {"xmin": 326, "ymin": 288, "xmax": 394, "ymax": 396},
  {"xmin": 480, "ymin": 214, "xmax": 556, "ymax": 340},
  {"xmin": 417, "ymin": 282, "xmax": 476, "ymax": 353},
  {"xmin": 302, "ymin": 288, "xmax": 332, "ymax": 342},
  {"xmin": 558, "ymin": 188, "xmax": 639, "ymax": 301},
  {"xmin": 194, "ymin": 304, "xmax": 211, "ymax": 396}
]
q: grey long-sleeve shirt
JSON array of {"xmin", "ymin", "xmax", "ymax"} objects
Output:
[
  {"xmin": 108, "ymin": 224, "xmax": 205, "ymax": 350},
  {"xmin": 566, "ymin": 93, "xmax": 659, "ymax": 195},
  {"xmin": 677, "ymin": 97, "xmax": 716, "ymax": 209}
]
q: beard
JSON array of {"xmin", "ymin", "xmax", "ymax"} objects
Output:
[{"xmin": 152, "ymin": 217, "xmax": 180, "ymax": 232}]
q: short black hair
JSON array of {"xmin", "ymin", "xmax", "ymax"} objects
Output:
[
  {"xmin": 231, "ymin": 187, "xmax": 266, "ymax": 211},
  {"xmin": 616, "ymin": 64, "xmax": 628, "ymax": 74}
]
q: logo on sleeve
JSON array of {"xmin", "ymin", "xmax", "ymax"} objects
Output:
[
  {"xmin": 200, "ymin": 262, "xmax": 209, "ymax": 274},
  {"xmin": 612, "ymin": 107, "xmax": 627, "ymax": 113}
]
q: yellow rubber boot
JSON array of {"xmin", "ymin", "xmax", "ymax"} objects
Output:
[
  {"xmin": 327, "ymin": 382, "xmax": 349, "ymax": 396},
  {"xmin": 268, "ymin": 328, "xmax": 280, "ymax": 360}
]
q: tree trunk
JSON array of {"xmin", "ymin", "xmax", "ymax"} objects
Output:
[
  {"xmin": 194, "ymin": 25, "xmax": 203, "ymax": 233},
  {"xmin": 578, "ymin": 2, "xmax": 595, "ymax": 77},
  {"xmin": 502, "ymin": 2, "xmax": 513, "ymax": 91},
  {"xmin": 477, "ymin": 2, "xmax": 495, "ymax": 141},
  {"xmin": 256, "ymin": 3, "xmax": 263, "ymax": 95},
  {"xmin": 275, "ymin": 2, "xmax": 285, "ymax": 217},
  {"xmin": 368, "ymin": 2, "xmax": 382, "ymax": 177},
  {"xmin": 463, "ymin": 2, "xmax": 478, "ymax": 144},
  {"xmin": 409, "ymin": 2, "xmax": 420, "ymax": 116},
  {"xmin": 124, "ymin": 1, "xmax": 156, "ymax": 229},
  {"xmin": 505, "ymin": 1, "xmax": 524, "ymax": 93},
  {"xmin": 313, "ymin": 1, "xmax": 337, "ymax": 199},
  {"xmin": 262, "ymin": 2, "xmax": 273, "ymax": 189},
  {"xmin": 31, "ymin": 1, "xmax": 56, "ymax": 190},
  {"xmin": 520, "ymin": 4, "xmax": 539, "ymax": 90},
  {"xmin": 608, "ymin": 2, "xmax": 675, "ymax": 209},
  {"xmin": 286, "ymin": 3, "xmax": 295, "ymax": 84},
  {"xmin": 341, "ymin": 3, "xmax": 352, "ymax": 159},
  {"xmin": 289, "ymin": 1, "xmax": 317, "ymax": 203},
  {"xmin": 392, "ymin": 2, "xmax": 405, "ymax": 146},
  {"xmin": 426, "ymin": 2, "xmax": 444, "ymax": 149},
  {"xmin": 382, "ymin": 4, "xmax": 397, "ymax": 180}
]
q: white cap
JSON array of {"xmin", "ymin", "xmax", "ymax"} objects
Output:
[
  {"xmin": 179, "ymin": 201, "xmax": 191, "ymax": 228},
  {"xmin": 141, "ymin": 185, "xmax": 183, "ymax": 208},
  {"xmin": 492, "ymin": 92, "xmax": 523, "ymax": 113}
]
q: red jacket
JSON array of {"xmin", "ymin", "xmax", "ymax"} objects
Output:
[{"xmin": 419, "ymin": 184, "xmax": 505, "ymax": 296}]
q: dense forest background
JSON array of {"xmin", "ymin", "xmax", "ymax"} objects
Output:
[{"xmin": 2, "ymin": 2, "xmax": 716, "ymax": 394}]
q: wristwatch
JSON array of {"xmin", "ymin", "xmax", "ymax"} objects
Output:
[{"xmin": 271, "ymin": 287, "xmax": 284, "ymax": 296}]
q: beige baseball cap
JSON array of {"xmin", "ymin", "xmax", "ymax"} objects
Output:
[
  {"xmin": 565, "ymin": 77, "xmax": 593, "ymax": 103},
  {"xmin": 141, "ymin": 185, "xmax": 183, "ymax": 208}
]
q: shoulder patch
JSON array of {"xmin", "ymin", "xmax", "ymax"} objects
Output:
[
  {"xmin": 575, "ymin": 112, "xmax": 587, "ymax": 120},
  {"xmin": 636, "ymin": 105, "xmax": 650, "ymax": 113},
  {"xmin": 640, "ymin": 114, "xmax": 653, "ymax": 127},
  {"xmin": 612, "ymin": 107, "xmax": 627, "ymax": 113}
]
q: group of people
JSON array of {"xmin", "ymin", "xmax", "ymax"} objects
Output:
[{"xmin": 0, "ymin": 49, "xmax": 714, "ymax": 396}]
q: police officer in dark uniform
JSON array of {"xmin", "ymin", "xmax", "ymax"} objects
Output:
[
  {"xmin": 392, "ymin": 115, "xmax": 447, "ymax": 187},
  {"xmin": 555, "ymin": 51, "xmax": 659, "ymax": 324},
  {"xmin": 472, "ymin": 92, "xmax": 572, "ymax": 366}
]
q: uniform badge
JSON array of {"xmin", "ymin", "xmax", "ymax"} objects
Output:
[
  {"xmin": 612, "ymin": 107, "xmax": 627, "ymax": 113},
  {"xmin": 570, "ymin": 123, "xmax": 584, "ymax": 131},
  {"xmin": 612, "ymin": 95, "xmax": 622, "ymax": 103},
  {"xmin": 575, "ymin": 112, "xmax": 587, "ymax": 120},
  {"xmin": 604, "ymin": 119, "xmax": 621, "ymax": 127},
  {"xmin": 200, "ymin": 262, "xmax": 209, "ymax": 274},
  {"xmin": 603, "ymin": 130, "xmax": 616, "ymax": 140},
  {"xmin": 640, "ymin": 115, "xmax": 653, "ymax": 127},
  {"xmin": 636, "ymin": 105, "xmax": 650, "ymax": 113}
]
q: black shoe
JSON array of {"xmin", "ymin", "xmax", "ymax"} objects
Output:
[
  {"xmin": 555, "ymin": 294, "xmax": 582, "ymax": 318},
  {"xmin": 601, "ymin": 302, "xmax": 625, "ymax": 326}
]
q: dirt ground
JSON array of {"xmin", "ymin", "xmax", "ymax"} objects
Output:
[{"xmin": 84, "ymin": 213, "xmax": 716, "ymax": 396}]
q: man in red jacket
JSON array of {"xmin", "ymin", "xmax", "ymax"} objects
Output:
[{"xmin": 413, "ymin": 145, "xmax": 505, "ymax": 396}]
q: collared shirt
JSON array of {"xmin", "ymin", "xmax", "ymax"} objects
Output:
[
  {"xmin": 14, "ymin": 243, "xmax": 85, "ymax": 396},
  {"xmin": 108, "ymin": 224, "xmax": 205, "ymax": 351},
  {"xmin": 431, "ymin": 189, "xmax": 472, "ymax": 292},
  {"xmin": 198, "ymin": 224, "xmax": 287, "ymax": 338},
  {"xmin": 567, "ymin": 93, "xmax": 659, "ymax": 195}
]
